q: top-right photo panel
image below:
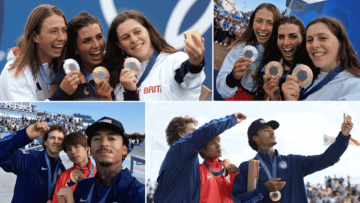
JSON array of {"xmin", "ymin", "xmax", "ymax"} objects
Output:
[{"xmin": 213, "ymin": 0, "xmax": 360, "ymax": 101}]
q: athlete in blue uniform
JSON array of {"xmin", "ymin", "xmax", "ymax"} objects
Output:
[
  {"xmin": 153, "ymin": 113, "xmax": 247, "ymax": 203},
  {"xmin": 0, "ymin": 122, "xmax": 67, "ymax": 203},
  {"xmin": 232, "ymin": 115, "xmax": 354, "ymax": 203},
  {"xmin": 73, "ymin": 116, "xmax": 144, "ymax": 203}
]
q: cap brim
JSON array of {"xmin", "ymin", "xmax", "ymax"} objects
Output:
[
  {"xmin": 85, "ymin": 122, "xmax": 124, "ymax": 138},
  {"xmin": 266, "ymin": 120, "xmax": 279, "ymax": 130}
]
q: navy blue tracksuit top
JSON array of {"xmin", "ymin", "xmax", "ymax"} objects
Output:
[
  {"xmin": 232, "ymin": 131, "xmax": 350, "ymax": 203},
  {"xmin": 0, "ymin": 128, "xmax": 65, "ymax": 203},
  {"xmin": 153, "ymin": 114, "xmax": 238, "ymax": 203}
]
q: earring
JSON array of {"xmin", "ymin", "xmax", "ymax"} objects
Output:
[
  {"xmin": 75, "ymin": 50, "xmax": 78, "ymax": 55},
  {"xmin": 122, "ymin": 49, "xmax": 125, "ymax": 55}
]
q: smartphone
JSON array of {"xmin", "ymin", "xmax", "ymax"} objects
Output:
[
  {"xmin": 184, "ymin": 29, "xmax": 201, "ymax": 46},
  {"xmin": 344, "ymin": 113, "xmax": 347, "ymax": 123}
]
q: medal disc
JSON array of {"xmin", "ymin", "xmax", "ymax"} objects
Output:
[
  {"xmin": 70, "ymin": 169, "xmax": 83, "ymax": 183},
  {"xmin": 292, "ymin": 65, "xmax": 313, "ymax": 87},
  {"xmin": 239, "ymin": 45, "xmax": 258, "ymax": 62},
  {"xmin": 265, "ymin": 61, "xmax": 283, "ymax": 79},
  {"xmin": 63, "ymin": 59, "xmax": 80, "ymax": 74},
  {"xmin": 270, "ymin": 191, "xmax": 281, "ymax": 201},
  {"xmin": 124, "ymin": 57, "xmax": 141, "ymax": 75},
  {"xmin": 93, "ymin": 66, "xmax": 110, "ymax": 83}
]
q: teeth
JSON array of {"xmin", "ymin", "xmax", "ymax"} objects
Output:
[
  {"xmin": 313, "ymin": 53, "xmax": 325, "ymax": 57},
  {"xmin": 90, "ymin": 51, "xmax": 100, "ymax": 54},
  {"xmin": 258, "ymin": 33, "xmax": 268, "ymax": 36},
  {"xmin": 53, "ymin": 45, "xmax": 63, "ymax": 48},
  {"xmin": 284, "ymin": 49, "xmax": 292, "ymax": 51},
  {"xmin": 132, "ymin": 44, "xmax": 142, "ymax": 50}
]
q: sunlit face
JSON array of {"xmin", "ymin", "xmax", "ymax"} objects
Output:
[
  {"xmin": 253, "ymin": 8, "xmax": 274, "ymax": 45},
  {"xmin": 45, "ymin": 130, "xmax": 65, "ymax": 156},
  {"xmin": 179, "ymin": 123, "xmax": 196, "ymax": 138},
  {"xmin": 277, "ymin": 23, "xmax": 303, "ymax": 63},
  {"xmin": 202, "ymin": 137, "xmax": 222, "ymax": 159},
  {"xmin": 306, "ymin": 22, "xmax": 340, "ymax": 72},
  {"xmin": 116, "ymin": 19, "xmax": 154, "ymax": 63},
  {"xmin": 252, "ymin": 125, "xmax": 276, "ymax": 148},
  {"xmin": 65, "ymin": 144, "xmax": 89, "ymax": 166},
  {"xmin": 90, "ymin": 129, "xmax": 127, "ymax": 167},
  {"xmin": 76, "ymin": 23, "xmax": 105, "ymax": 71},
  {"xmin": 33, "ymin": 14, "xmax": 67, "ymax": 65}
]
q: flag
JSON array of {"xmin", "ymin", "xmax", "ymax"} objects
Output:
[
  {"xmin": 324, "ymin": 134, "xmax": 360, "ymax": 146},
  {"xmin": 350, "ymin": 138, "xmax": 360, "ymax": 146}
]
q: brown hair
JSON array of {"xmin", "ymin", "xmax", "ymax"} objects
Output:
[
  {"xmin": 103, "ymin": 10, "xmax": 178, "ymax": 99},
  {"xmin": 199, "ymin": 136, "xmax": 221, "ymax": 159},
  {"xmin": 41, "ymin": 125, "xmax": 67, "ymax": 150},
  {"xmin": 9, "ymin": 5, "xmax": 68, "ymax": 79},
  {"xmin": 61, "ymin": 132, "xmax": 88, "ymax": 151},
  {"xmin": 165, "ymin": 116, "xmax": 197, "ymax": 146},
  {"xmin": 229, "ymin": 3, "xmax": 281, "ymax": 49},
  {"xmin": 66, "ymin": 11, "xmax": 103, "ymax": 100},
  {"xmin": 306, "ymin": 17, "xmax": 360, "ymax": 77}
]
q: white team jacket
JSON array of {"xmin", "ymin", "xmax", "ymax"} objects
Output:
[
  {"xmin": 303, "ymin": 69, "xmax": 360, "ymax": 101},
  {"xmin": 114, "ymin": 51, "xmax": 206, "ymax": 101},
  {"xmin": 216, "ymin": 42, "xmax": 264, "ymax": 99},
  {"xmin": 0, "ymin": 52, "xmax": 56, "ymax": 101}
]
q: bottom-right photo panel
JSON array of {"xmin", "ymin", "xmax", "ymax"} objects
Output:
[{"xmin": 146, "ymin": 102, "xmax": 360, "ymax": 203}]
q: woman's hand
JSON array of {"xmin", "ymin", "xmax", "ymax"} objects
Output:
[
  {"xmin": 95, "ymin": 80, "xmax": 113, "ymax": 101},
  {"xmin": 120, "ymin": 68, "xmax": 137, "ymax": 91},
  {"xmin": 184, "ymin": 34, "xmax": 205, "ymax": 67},
  {"xmin": 232, "ymin": 57, "xmax": 253, "ymax": 80},
  {"xmin": 263, "ymin": 74, "xmax": 280, "ymax": 100},
  {"xmin": 60, "ymin": 71, "xmax": 80, "ymax": 95},
  {"xmin": 282, "ymin": 75, "xmax": 300, "ymax": 101}
]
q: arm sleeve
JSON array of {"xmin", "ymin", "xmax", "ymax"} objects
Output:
[
  {"xmin": 48, "ymin": 87, "xmax": 69, "ymax": 101},
  {"xmin": 0, "ymin": 127, "xmax": 33, "ymax": 175},
  {"xmin": 171, "ymin": 114, "xmax": 237, "ymax": 160},
  {"xmin": 300, "ymin": 131, "xmax": 350, "ymax": 177},
  {"xmin": 232, "ymin": 163, "xmax": 268, "ymax": 203},
  {"xmin": 123, "ymin": 89, "xmax": 140, "ymax": 101},
  {"xmin": 216, "ymin": 46, "xmax": 241, "ymax": 99}
]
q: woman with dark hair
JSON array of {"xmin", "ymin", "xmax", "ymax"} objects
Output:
[
  {"xmin": 282, "ymin": 17, "xmax": 360, "ymax": 100},
  {"xmin": 65, "ymin": 11, "xmax": 112, "ymax": 100},
  {"xmin": 103, "ymin": 10, "xmax": 206, "ymax": 101},
  {"xmin": 216, "ymin": 3, "xmax": 282, "ymax": 100},
  {"xmin": 0, "ymin": 5, "xmax": 77, "ymax": 101},
  {"xmin": 252, "ymin": 15, "xmax": 315, "ymax": 100}
]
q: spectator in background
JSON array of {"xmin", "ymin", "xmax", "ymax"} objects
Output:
[{"xmin": 215, "ymin": 16, "xmax": 231, "ymax": 45}]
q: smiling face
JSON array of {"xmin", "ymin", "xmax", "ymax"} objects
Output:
[
  {"xmin": 116, "ymin": 19, "xmax": 154, "ymax": 63},
  {"xmin": 45, "ymin": 130, "xmax": 65, "ymax": 157},
  {"xmin": 90, "ymin": 129, "xmax": 127, "ymax": 170},
  {"xmin": 76, "ymin": 23, "xmax": 105, "ymax": 71},
  {"xmin": 253, "ymin": 8, "xmax": 274, "ymax": 46},
  {"xmin": 33, "ymin": 14, "xmax": 67, "ymax": 65},
  {"xmin": 277, "ymin": 23, "xmax": 303, "ymax": 63},
  {"xmin": 65, "ymin": 144, "xmax": 89, "ymax": 167},
  {"xmin": 306, "ymin": 22, "xmax": 340, "ymax": 72},
  {"xmin": 252, "ymin": 125, "xmax": 277, "ymax": 149}
]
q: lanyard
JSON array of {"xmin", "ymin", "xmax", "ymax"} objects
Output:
[
  {"xmin": 38, "ymin": 61, "xmax": 62, "ymax": 85},
  {"xmin": 299, "ymin": 65, "xmax": 344, "ymax": 100},
  {"xmin": 256, "ymin": 153, "xmax": 277, "ymax": 181},
  {"xmin": 254, "ymin": 41, "xmax": 263, "ymax": 61},
  {"xmin": 44, "ymin": 152, "xmax": 60, "ymax": 200},
  {"xmin": 202, "ymin": 160, "xmax": 228, "ymax": 177},
  {"xmin": 88, "ymin": 161, "xmax": 95, "ymax": 178},
  {"xmin": 86, "ymin": 182, "xmax": 112, "ymax": 203},
  {"xmin": 80, "ymin": 66, "xmax": 97, "ymax": 98},
  {"xmin": 136, "ymin": 49, "xmax": 159, "ymax": 88}
]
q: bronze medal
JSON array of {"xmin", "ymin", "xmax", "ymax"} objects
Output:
[
  {"xmin": 70, "ymin": 169, "xmax": 83, "ymax": 183},
  {"xmin": 93, "ymin": 66, "xmax": 110, "ymax": 83},
  {"xmin": 269, "ymin": 191, "xmax": 281, "ymax": 201},
  {"xmin": 124, "ymin": 57, "xmax": 141, "ymax": 75},
  {"xmin": 265, "ymin": 61, "xmax": 283, "ymax": 79},
  {"xmin": 292, "ymin": 64, "xmax": 313, "ymax": 87}
]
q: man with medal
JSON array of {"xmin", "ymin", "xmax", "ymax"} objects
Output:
[
  {"xmin": 51, "ymin": 132, "xmax": 97, "ymax": 203},
  {"xmin": 232, "ymin": 115, "xmax": 354, "ymax": 203},
  {"xmin": 0, "ymin": 122, "xmax": 66, "ymax": 202},
  {"xmin": 73, "ymin": 117, "xmax": 144, "ymax": 203},
  {"xmin": 153, "ymin": 113, "xmax": 247, "ymax": 203}
]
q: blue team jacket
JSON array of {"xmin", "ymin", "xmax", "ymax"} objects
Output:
[
  {"xmin": 232, "ymin": 132, "xmax": 350, "ymax": 203},
  {"xmin": 0, "ymin": 128, "xmax": 66, "ymax": 203},
  {"xmin": 73, "ymin": 168, "xmax": 145, "ymax": 203},
  {"xmin": 153, "ymin": 114, "xmax": 238, "ymax": 203}
]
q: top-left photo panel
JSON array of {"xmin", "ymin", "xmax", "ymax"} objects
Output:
[{"xmin": 0, "ymin": 0, "xmax": 213, "ymax": 101}]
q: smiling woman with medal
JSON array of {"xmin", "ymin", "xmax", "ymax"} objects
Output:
[
  {"xmin": 282, "ymin": 17, "xmax": 360, "ymax": 101},
  {"xmin": 232, "ymin": 115, "xmax": 354, "ymax": 203},
  {"xmin": 103, "ymin": 10, "xmax": 206, "ymax": 101},
  {"xmin": 51, "ymin": 132, "xmax": 97, "ymax": 203},
  {"xmin": 0, "ymin": 5, "xmax": 80, "ymax": 101},
  {"xmin": 0, "ymin": 122, "xmax": 67, "ymax": 203},
  {"xmin": 216, "ymin": 3, "xmax": 282, "ymax": 100}
]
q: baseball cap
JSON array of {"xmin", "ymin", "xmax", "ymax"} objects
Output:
[
  {"xmin": 247, "ymin": 118, "xmax": 279, "ymax": 139},
  {"xmin": 85, "ymin": 116, "xmax": 129, "ymax": 146}
]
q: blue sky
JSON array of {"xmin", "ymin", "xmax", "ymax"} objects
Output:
[
  {"xmin": 32, "ymin": 102, "xmax": 145, "ymax": 134},
  {"xmin": 233, "ymin": 0, "xmax": 287, "ymax": 13}
]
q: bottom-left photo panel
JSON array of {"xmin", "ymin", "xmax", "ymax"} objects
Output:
[{"xmin": 0, "ymin": 102, "xmax": 145, "ymax": 203}]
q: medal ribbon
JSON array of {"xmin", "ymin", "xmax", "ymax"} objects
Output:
[
  {"xmin": 202, "ymin": 160, "xmax": 228, "ymax": 177},
  {"xmin": 299, "ymin": 64, "xmax": 344, "ymax": 100},
  {"xmin": 254, "ymin": 41, "xmax": 263, "ymax": 61},
  {"xmin": 45, "ymin": 152, "xmax": 61, "ymax": 200},
  {"xmin": 80, "ymin": 66, "xmax": 97, "ymax": 98},
  {"xmin": 38, "ymin": 61, "xmax": 63, "ymax": 85},
  {"xmin": 256, "ymin": 153, "xmax": 277, "ymax": 181},
  {"xmin": 136, "ymin": 49, "xmax": 159, "ymax": 88}
]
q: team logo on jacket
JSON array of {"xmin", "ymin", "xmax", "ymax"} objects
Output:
[
  {"xmin": 58, "ymin": 169, "xmax": 62, "ymax": 176},
  {"xmin": 207, "ymin": 173, "xmax": 211, "ymax": 179},
  {"xmin": 278, "ymin": 161, "xmax": 287, "ymax": 169}
]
